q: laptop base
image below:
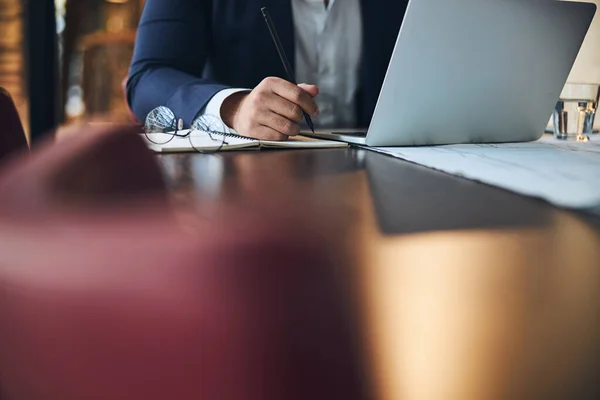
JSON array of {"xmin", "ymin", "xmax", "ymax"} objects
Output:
[{"xmin": 302, "ymin": 130, "xmax": 368, "ymax": 145}]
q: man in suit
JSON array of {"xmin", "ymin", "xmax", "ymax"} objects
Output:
[{"xmin": 127, "ymin": 0, "xmax": 408, "ymax": 140}]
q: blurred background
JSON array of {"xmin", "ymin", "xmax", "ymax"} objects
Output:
[
  {"xmin": 0, "ymin": 0, "xmax": 598, "ymax": 141},
  {"xmin": 0, "ymin": 0, "xmax": 144, "ymax": 139}
]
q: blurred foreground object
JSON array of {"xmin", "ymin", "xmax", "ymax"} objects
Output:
[
  {"xmin": 0, "ymin": 123, "xmax": 366, "ymax": 399},
  {"xmin": 0, "ymin": 122, "xmax": 166, "ymax": 215}
]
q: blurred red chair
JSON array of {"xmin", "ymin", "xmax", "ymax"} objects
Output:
[
  {"xmin": 0, "ymin": 123, "xmax": 366, "ymax": 399},
  {"xmin": 0, "ymin": 87, "xmax": 28, "ymax": 165},
  {"xmin": 0, "ymin": 215, "xmax": 365, "ymax": 400},
  {"xmin": 0, "ymin": 122, "xmax": 167, "ymax": 217}
]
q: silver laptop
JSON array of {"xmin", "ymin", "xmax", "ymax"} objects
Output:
[{"xmin": 308, "ymin": 0, "xmax": 596, "ymax": 147}]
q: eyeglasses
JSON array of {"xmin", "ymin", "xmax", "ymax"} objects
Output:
[{"xmin": 144, "ymin": 106, "xmax": 228, "ymax": 153}]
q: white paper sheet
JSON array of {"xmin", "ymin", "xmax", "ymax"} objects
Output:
[{"xmin": 369, "ymin": 134, "xmax": 600, "ymax": 215}]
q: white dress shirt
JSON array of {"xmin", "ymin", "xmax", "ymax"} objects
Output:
[{"xmin": 200, "ymin": 0, "xmax": 363, "ymax": 130}]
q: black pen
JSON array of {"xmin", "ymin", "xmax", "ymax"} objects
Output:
[{"xmin": 261, "ymin": 7, "xmax": 315, "ymax": 134}]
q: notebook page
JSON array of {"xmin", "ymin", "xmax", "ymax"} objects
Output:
[
  {"xmin": 260, "ymin": 135, "xmax": 348, "ymax": 149},
  {"xmin": 144, "ymin": 130, "xmax": 259, "ymax": 153}
]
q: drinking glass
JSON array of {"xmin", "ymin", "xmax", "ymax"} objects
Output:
[{"xmin": 553, "ymin": 83, "xmax": 599, "ymax": 141}]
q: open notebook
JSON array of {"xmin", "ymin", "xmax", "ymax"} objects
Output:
[{"xmin": 144, "ymin": 130, "xmax": 348, "ymax": 153}]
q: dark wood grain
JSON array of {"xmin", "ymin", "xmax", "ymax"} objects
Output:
[{"xmin": 158, "ymin": 148, "xmax": 600, "ymax": 399}]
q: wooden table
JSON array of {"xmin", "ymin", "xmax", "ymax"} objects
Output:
[{"xmin": 158, "ymin": 148, "xmax": 600, "ymax": 399}]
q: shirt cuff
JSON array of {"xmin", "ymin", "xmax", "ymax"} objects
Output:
[{"xmin": 198, "ymin": 88, "xmax": 250, "ymax": 133}]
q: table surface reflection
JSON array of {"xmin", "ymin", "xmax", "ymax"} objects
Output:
[{"xmin": 158, "ymin": 148, "xmax": 600, "ymax": 399}]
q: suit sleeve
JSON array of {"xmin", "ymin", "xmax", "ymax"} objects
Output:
[{"xmin": 126, "ymin": 0, "xmax": 228, "ymax": 126}]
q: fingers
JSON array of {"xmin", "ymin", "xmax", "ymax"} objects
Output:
[
  {"xmin": 298, "ymin": 83, "xmax": 319, "ymax": 97},
  {"xmin": 255, "ymin": 125, "xmax": 288, "ymax": 141},
  {"xmin": 261, "ymin": 94, "xmax": 305, "ymax": 123},
  {"xmin": 265, "ymin": 77, "xmax": 320, "ymax": 117},
  {"xmin": 237, "ymin": 77, "xmax": 320, "ymax": 141},
  {"xmin": 256, "ymin": 110, "xmax": 301, "ymax": 137}
]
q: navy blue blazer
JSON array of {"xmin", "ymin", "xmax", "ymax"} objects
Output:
[{"xmin": 127, "ymin": 0, "xmax": 409, "ymax": 127}]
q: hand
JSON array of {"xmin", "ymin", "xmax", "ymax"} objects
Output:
[{"xmin": 220, "ymin": 77, "xmax": 319, "ymax": 141}]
